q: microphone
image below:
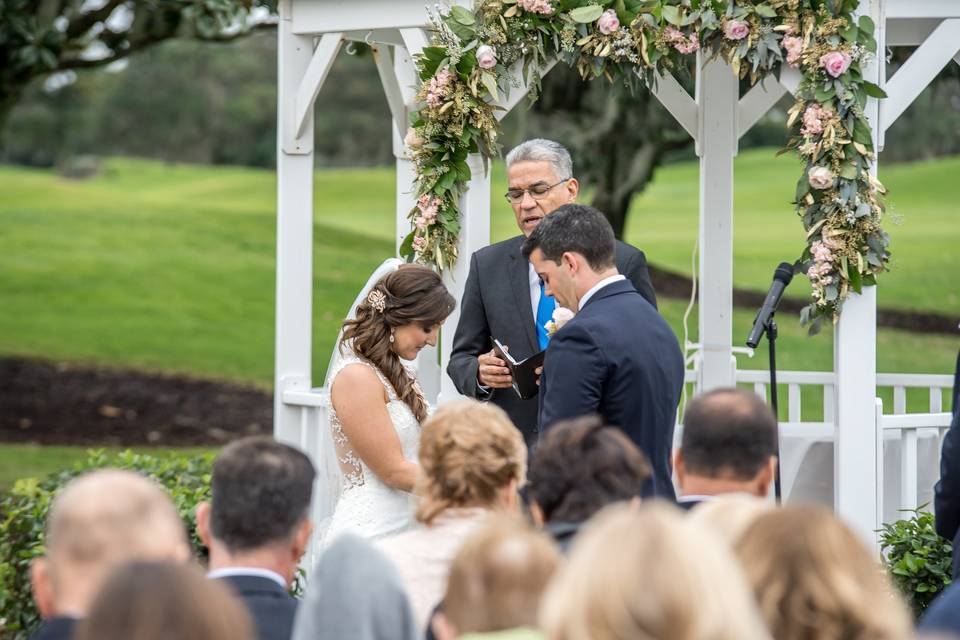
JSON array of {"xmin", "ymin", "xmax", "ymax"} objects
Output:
[{"xmin": 746, "ymin": 263, "xmax": 795, "ymax": 349}]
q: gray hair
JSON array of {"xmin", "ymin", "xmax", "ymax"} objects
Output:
[{"xmin": 504, "ymin": 139, "xmax": 573, "ymax": 180}]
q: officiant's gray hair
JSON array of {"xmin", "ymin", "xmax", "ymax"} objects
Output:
[{"xmin": 505, "ymin": 139, "xmax": 573, "ymax": 180}]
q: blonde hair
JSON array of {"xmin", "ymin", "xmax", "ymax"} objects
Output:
[
  {"xmin": 444, "ymin": 516, "xmax": 560, "ymax": 634},
  {"xmin": 687, "ymin": 494, "xmax": 772, "ymax": 544},
  {"xmin": 415, "ymin": 400, "xmax": 526, "ymax": 525},
  {"xmin": 735, "ymin": 506, "xmax": 913, "ymax": 640},
  {"xmin": 540, "ymin": 502, "xmax": 770, "ymax": 640}
]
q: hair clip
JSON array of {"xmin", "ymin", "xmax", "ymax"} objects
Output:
[{"xmin": 366, "ymin": 289, "xmax": 387, "ymax": 313}]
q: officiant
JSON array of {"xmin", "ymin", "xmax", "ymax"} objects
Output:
[{"xmin": 447, "ymin": 139, "xmax": 658, "ymax": 446}]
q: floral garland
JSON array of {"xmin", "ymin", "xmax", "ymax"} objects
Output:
[{"xmin": 400, "ymin": 0, "xmax": 889, "ymax": 330}]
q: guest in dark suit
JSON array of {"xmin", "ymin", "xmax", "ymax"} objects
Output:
[
  {"xmin": 447, "ymin": 139, "xmax": 657, "ymax": 447},
  {"xmin": 28, "ymin": 470, "xmax": 191, "ymax": 640},
  {"xmin": 196, "ymin": 437, "xmax": 316, "ymax": 640},
  {"xmin": 934, "ymin": 410, "xmax": 960, "ymax": 580},
  {"xmin": 674, "ymin": 388, "xmax": 778, "ymax": 510},
  {"xmin": 523, "ymin": 204, "xmax": 684, "ymax": 498},
  {"xmin": 527, "ymin": 415, "xmax": 651, "ymax": 552}
]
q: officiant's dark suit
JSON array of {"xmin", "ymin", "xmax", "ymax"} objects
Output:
[
  {"xmin": 526, "ymin": 205, "xmax": 685, "ymax": 500},
  {"xmin": 446, "ymin": 139, "xmax": 656, "ymax": 447}
]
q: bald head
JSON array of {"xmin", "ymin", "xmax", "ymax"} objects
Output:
[
  {"xmin": 676, "ymin": 388, "xmax": 777, "ymax": 498},
  {"xmin": 33, "ymin": 469, "xmax": 190, "ymax": 618}
]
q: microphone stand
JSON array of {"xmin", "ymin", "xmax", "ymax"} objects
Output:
[{"xmin": 763, "ymin": 313, "xmax": 782, "ymax": 503}]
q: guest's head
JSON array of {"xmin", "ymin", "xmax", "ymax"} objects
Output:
[
  {"xmin": 432, "ymin": 516, "xmax": 561, "ymax": 640},
  {"xmin": 196, "ymin": 436, "xmax": 316, "ymax": 586},
  {"xmin": 30, "ymin": 470, "xmax": 190, "ymax": 619},
  {"xmin": 687, "ymin": 494, "xmax": 772, "ymax": 543},
  {"xmin": 416, "ymin": 400, "xmax": 526, "ymax": 525},
  {"xmin": 541, "ymin": 502, "xmax": 770, "ymax": 640},
  {"xmin": 504, "ymin": 139, "xmax": 579, "ymax": 236},
  {"xmin": 341, "ymin": 264, "xmax": 455, "ymax": 421},
  {"xmin": 522, "ymin": 204, "xmax": 617, "ymax": 311},
  {"xmin": 292, "ymin": 534, "xmax": 419, "ymax": 640},
  {"xmin": 527, "ymin": 415, "xmax": 650, "ymax": 528},
  {"xmin": 735, "ymin": 506, "xmax": 912, "ymax": 640},
  {"xmin": 675, "ymin": 388, "xmax": 778, "ymax": 499},
  {"xmin": 74, "ymin": 561, "xmax": 253, "ymax": 640}
]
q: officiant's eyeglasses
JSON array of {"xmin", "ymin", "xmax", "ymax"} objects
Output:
[{"xmin": 504, "ymin": 179, "xmax": 570, "ymax": 204}]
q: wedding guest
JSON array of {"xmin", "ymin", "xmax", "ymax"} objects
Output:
[
  {"xmin": 430, "ymin": 516, "xmax": 559, "ymax": 640},
  {"xmin": 448, "ymin": 138, "xmax": 657, "ymax": 448},
  {"xmin": 525, "ymin": 204, "xmax": 684, "ymax": 498},
  {"xmin": 73, "ymin": 561, "xmax": 254, "ymax": 640},
  {"xmin": 377, "ymin": 399, "xmax": 527, "ymax": 630},
  {"xmin": 292, "ymin": 534, "xmax": 419, "ymax": 640},
  {"xmin": 735, "ymin": 506, "xmax": 912, "ymax": 640},
  {"xmin": 526, "ymin": 415, "xmax": 650, "ymax": 551},
  {"xmin": 540, "ymin": 502, "xmax": 770, "ymax": 640},
  {"xmin": 28, "ymin": 469, "xmax": 191, "ymax": 640},
  {"xmin": 674, "ymin": 388, "xmax": 778, "ymax": 509},
  {"xmin": 195, "ymin": 436, "xmax": 316, "ymax": 640}
]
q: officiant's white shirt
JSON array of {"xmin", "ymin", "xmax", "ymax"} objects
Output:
[{"xmin": 578, "ymin": 274, "xmax": 626, "ymax": 310}]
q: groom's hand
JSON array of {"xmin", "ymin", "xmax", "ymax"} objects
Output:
[{"xmin": 478, "ymin": 349, "xmax": 512, "ymax": 388}]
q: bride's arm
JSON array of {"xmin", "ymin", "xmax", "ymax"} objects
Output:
[{"xmin": 331, "ymin": 364, "xmax": 419, "ymax": 492}]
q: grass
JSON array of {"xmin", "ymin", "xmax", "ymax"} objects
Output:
[{"xmin": 0, "ymin": 444, "xmax": 216, "ymax": 492}]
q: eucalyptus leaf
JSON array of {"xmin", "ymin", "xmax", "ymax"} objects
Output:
[
  {"xmin": 858, "ymin": 15, "xmax": 875, "ymax": 35},
  {"xmin": 662, "ymin": 5, "xmax": 681, "ymax": 25},
  {"xmin": 569, "ymin": 5, "xmax": 604, "ymax": 23},
  {"xmin": 754, "ymin": 4, "xmax": 777, "ymax": 18},
  {"xmin": 861, "ymin": 80, "xmax": 887, "ymax": 98},
  {"xmin": 450, "ymin": 6, "xmax": 476, "ymax": 26},
  {"xmin": 481, "ymin": 71, "xmax": 500, "ymax": 101}
]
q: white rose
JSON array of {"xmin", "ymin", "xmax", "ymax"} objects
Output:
[
  {"xmin": 552, "ymin": 307, "xmax": 575, "ymax": 329},
  {"xmin": 404, "ymin": 127, "xmax": 423, "ymax": 150},
  {"xmin": 476, "ymin": 45, "xmax": 497, "ymax": 70},
  {"xmin": 597, "ymin": 9, "xmax": 620, "ymax": 35},
  {"xmin": 808, "ymin": 166, "xmax": 835, "ymax": 190}
]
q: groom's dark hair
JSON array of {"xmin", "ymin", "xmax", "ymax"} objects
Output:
[
  {"xmin": 522, "ymin": 204, "xmax": 615, "ymax": 271},
  {"xmin": 210, "ymin": 436, "xmax": 316, "ymax": 551}
]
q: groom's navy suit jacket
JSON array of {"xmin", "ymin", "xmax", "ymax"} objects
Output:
[
  {"xmin": 447, "ymin": 235, "xmax": 657, "ymax": 447},
  {"xmin": 538, "ymin": 278, "xmax": 685, "ymax": 499}
]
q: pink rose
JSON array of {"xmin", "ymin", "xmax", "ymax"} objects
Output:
[
  {"xmin": 819, "ymin": 51, "xmax": 852, "ymax": 78},
  {"xmin": 782, "ymin": 36, "xmax": 803, "ymax": 67},
  {"xmin": 597, "ymin": 9, "xmax": 620, "ymax": 35},
  {"xmin": 404, "ymin": 127, "xmax": 423, "ymax": 150},
  {"xmin": 724, "ymin": 19, "xmax": 750, "ymax": 40},
  {"xmin": 476, "ymin": 45, "xmax": 497, "ymax": 70},
  {"xmin": 808, "ymin": 166, "xmax": 835, "ymax": 190},
  {"xmin": 412, "ymin": 235, "xmax": 427, "ymax": 251},
  {"xmin": 518, "ymin": 0, "xmax": 553, "ymax": 14}
]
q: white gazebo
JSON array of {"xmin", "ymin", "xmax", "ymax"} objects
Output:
[{"xmin": 273, "ymin": 0, "xmax": 957, "ymax": 549}]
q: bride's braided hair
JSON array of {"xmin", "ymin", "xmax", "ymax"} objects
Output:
[{"xmin": 340, "ymin": 264, "xmax": 454, "ymax": 422}]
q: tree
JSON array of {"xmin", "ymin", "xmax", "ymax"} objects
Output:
[
  {"xmin": 0, "ymin": 0, "xmax": 277, "ymax": 140},
  {"xmin": 517, "ymin": 63, "xmax": 694, "ymax": 239}
]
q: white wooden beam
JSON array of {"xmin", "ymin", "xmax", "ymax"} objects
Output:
[
  {"xmin": 880, "ymin": 19, "xmax": 960, "ymax": 133},
  {"xmin": 695, "ymin": 53, "xmax": 736, "ymax": 391},
  {"xmin": 294, "ymin": 33, "xmax": 343, "ymax": 140},
  {"xmin": 778, "ymin": 65, "xmax": 803, "ymax": 97},
  {"xmin": 275, "ymin": 0, "xmax": 317, "ymax": 444},
  {"xmin": 343, "ymin": 29, "xmax": 405, "ymax": 46},
  {"xmin": 372, "ymin": 45, "xmax": 407, "ymax": 138},
  {"xmin": 834, "ymin": 0, "xmax": 881, "ymax": 549},
  {"xmin": 738, "ymin": 80, "xmax": 787, "ymax": 139},
  {"xmin": 651, "ymin": 72, "xmax": 698, "ymax": 143},
  {"xmin": 290, "ymin": 0, "xmax": 470, "ymax": 34},
  {"xmin": 885, "ymin": 0, "xmax": 960, "ymax": 19},
  {"xmin": 399, "ymin": 27, "xmax": 429, "ymax": 58},
  {"xmin": 493, "ymin": 58, "xmax": 559, "ymax": 121}
]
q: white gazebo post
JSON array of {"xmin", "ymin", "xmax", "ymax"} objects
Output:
[{"xmin": 695, "ymin": 53, "xmax": 738, "ymax": 391}]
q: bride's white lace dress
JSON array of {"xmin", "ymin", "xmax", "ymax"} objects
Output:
[{"xmin": 323, "ymin": 352, "xmax": 421, "ymax": 544}]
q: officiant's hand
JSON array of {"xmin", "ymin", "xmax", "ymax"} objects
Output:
[{"xmin": 478, "ymin": 349, "xmax": 513, "ymax": 388}]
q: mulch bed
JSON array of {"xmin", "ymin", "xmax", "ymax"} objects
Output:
[{"xmin": 0, "ymin": 358, "xmax": 272, "ymax": 447}]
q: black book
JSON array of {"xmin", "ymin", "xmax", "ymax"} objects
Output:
[{"xmin": 493, "ymin": 339, "xmax": 545, "ymax": 400}]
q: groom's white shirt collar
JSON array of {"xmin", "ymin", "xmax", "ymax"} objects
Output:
[
  {"xmin": 578, "ymin": 274, "xmax": 626, "ymax": 310},
  {"xmin": 208, "ymin": 567, "xmax": 287, "ymax": 589}
]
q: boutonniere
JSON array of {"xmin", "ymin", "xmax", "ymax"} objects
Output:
[{"xmin": 545, "ymin": 307, "xmax": 575, "ymax": 338}]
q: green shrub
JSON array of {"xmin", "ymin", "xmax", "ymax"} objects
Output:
[
  {"xmin": 879, "ymin": 506, "xmax": 953, "ymax": 618},
  {"xmin": 0, "ymin": 449, "xmax": 215, "ymax": 639}
]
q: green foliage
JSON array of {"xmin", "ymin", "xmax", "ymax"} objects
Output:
[
  {"xmin": 879, "ymin": 507, "xmax": 953, "ymax": 619},
  {"xmin": 0, "ymin": 449, "xmax": 215, "ymax": 639}
]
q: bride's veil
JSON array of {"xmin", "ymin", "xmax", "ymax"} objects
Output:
[{"xmin": 315, "ymin": 257, "xmax": 403, "ymax": 538}]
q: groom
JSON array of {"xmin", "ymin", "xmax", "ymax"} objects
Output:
[{"xmin": 523, "ymin": 204, "xmax": 685, "ymax": 499}]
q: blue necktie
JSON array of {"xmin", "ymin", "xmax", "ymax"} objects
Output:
[{"xmin": 535, "ymin": 281, "xmax": 556, "ymax": 351}]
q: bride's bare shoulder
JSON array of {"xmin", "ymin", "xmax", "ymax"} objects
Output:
[{"xmin": 330, "ymin": 362, "xmax": 386, "ymax": 402}]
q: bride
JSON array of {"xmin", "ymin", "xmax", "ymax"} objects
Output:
[{"xmin": 321, "ymin": 261, "xmax": 455, "ymax": 543}]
